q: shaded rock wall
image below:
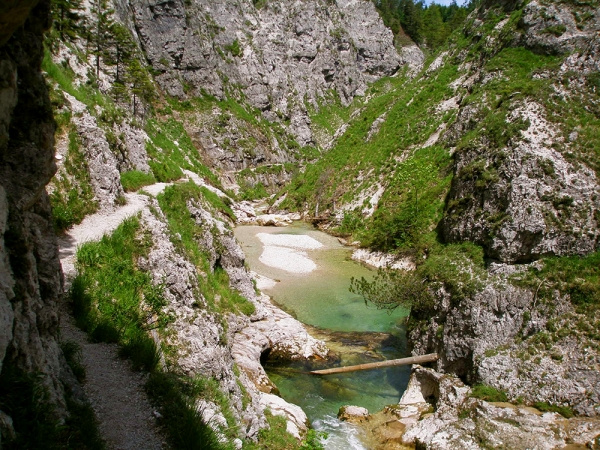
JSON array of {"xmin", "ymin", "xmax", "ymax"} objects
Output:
[{"xmin": 0, "ymin": 0, "xmax": 69, "ymax": 422}]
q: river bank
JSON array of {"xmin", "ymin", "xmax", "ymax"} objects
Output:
[{"xmin": 234, "ymin": 219, "xmax": 411, "ymax": 448}]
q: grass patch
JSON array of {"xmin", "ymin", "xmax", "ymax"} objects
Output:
[
  {"xmin": 533, "ymin": 401, "xmax": 574, "ymax": 418},
  {"xmin": 70, "ymin": 216, "xmax": 164, "ymax": 373},
  {"xmin": 0, "ymin": 360, "xmax": 105, "ymax": 449},
  {"xmin": 50, "ymin": 129, "xmax": 98, "ymax": 231},
  {"xmin": 244, "ymin": 411, "xmax": 325, "ymax": 450},
  {"xmin": 515, "ymin": 251, "xmax": 600, "ymax": 315},
  {"xmin": 71, "ymin": 215, "xmax": 235, "ymax": 448},
  {"xmin": 145, "ymin": 372, "xmax": 227, "ymax": 449},
  {"xmin": 282, "ymin": 64, "xmax": 458, "ymax": 251},
  {"xmin": 120, "ymin": 170, "xmax": 156, "ymax": 192},
  {"xmin": 42, "ymin": 48, "xmax": 124, "ymax": 125},
  {"xmin": 470, "ymin": 384, "xmax": 508, "ymax": 402},
  {"xmin": 61, "ymin": 341, "xmax": 86, "ymax": 382},
  {"xmin": 145, "ymin": 118, "xmax": 221, "ymax": 186}
]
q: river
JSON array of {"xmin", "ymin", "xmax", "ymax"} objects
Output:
[{"xmin": 234, "ymin": 222, "xmax": 411, "ymax": 449}]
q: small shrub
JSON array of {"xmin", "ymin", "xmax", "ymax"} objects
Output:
[
  {"xmin": 119, "ymin": 332, "xmax": 160, "ymax": 372},
  {"xmin": 470, "ymin": 384, "xmax": 508, "ymax": 402},
  {"xmin": 542, "ymin": 24, "xmax": 567, "ymax": 36},
  {"xmin": 350, "ymin": 267, "xmax": 433, "ymax": 312},
  {"xmin": 224, "ymin": 39, "xmax": 242, "ymax": 57},
  {"xmin": 70, "ymin": 275, "xmax": 94, "ymax": 331},
  {"xmin": 533, "ymin": 401, "xmax": 574, "ymax": 418},
  {"xmin": 145, "ymin": 372, "xmax": 226, "ymax": 450},
  {"xmin": 91, "ymin": 321, "xmax": 121, "ymax": 343}
]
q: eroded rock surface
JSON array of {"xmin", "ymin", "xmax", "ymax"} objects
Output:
[
  {"xmin": 362, "ymin": 366, "xmax": 600, "ymax": 449},
  {"xmin": 0, "ymin": 0, "xmax": 71, "ymax": 421},
  {"xmin": 139, "ymin": 195, "xmax": 328, "ymax": 439},
  {"xmin": 128, "ymin": 0, "xmax": 403, "ymax": 147}
]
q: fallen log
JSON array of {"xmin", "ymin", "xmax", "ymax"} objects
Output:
[{"xmin": 310, "ymin": 353, "xmax": 438, "ymax": 375}]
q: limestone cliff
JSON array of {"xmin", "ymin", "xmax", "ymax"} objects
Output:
[
  {"xmin": 0, "ymin": 0, "xmax": 73, "ymax": 438},
  {"xmin": 407, "ymin": 0, "xmax": 600, "ymax": 422},
  {"xmin": 127, "ymin": 0, "xmax": 402, "ymax": 149},
  {"xmin": 441, "ymin": 0, "xmax": 600, "ymax": 263}
]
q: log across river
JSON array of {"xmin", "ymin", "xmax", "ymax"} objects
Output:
[{"xmin": 311, "ymin": 353, "xmax": 439, "ymax": 375}]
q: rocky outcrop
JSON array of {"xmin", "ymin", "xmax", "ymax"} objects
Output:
[
  {"xmin": 519, "ymin": 0, "xmax": 600, "ymax": 55},
  {"xmin": 128, "ymin": 0, "xmax": 402, "ymax": 146},
  {"xmin": 442, "ymin": 100, "xmax": 600, "ymax": 263},
  {"xmin": 351, "ymin": 248, "xmax": 415, "ymax": 270},
  {"xmin": 440, "ymin": 0, "xmax": 600, "ymax": 263},
  {"xmin": 393, "ymin": 366, "xmax": 600, "ymax": 449},
  {"xmin": 409, "ymin": 262, "xmax": 600, "ymax": 417},
  {"xmin": 338, "ymin": 405, "xmax": 370, "ymax": 423},
  {"xmin": 67, "ymin": 95, "xmax": 124, "ymax": 209},
  {"xmin": 0, "ymin": 0, "xmax": 71, "ymax": 427},
  {"xmin": 138, "ymin": 194, "xmax": 328, "ymax": 439}
]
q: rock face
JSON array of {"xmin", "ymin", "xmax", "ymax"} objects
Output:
[
  {"xmin": 128, "ymin": 0, "xmax": 402, "ymax": 146},
  {"xmin": 0, "ymin": 0, "xmax": 70, "ymax": 423},
  {"xmin": 391, "ymin": 366, "xmax": 600, "ymax": 449},
  {"xmin": 442, "ymin": 100, "xmax": 600, "ymax": 263},
  {"xmin": 441, "ymin": 0, "xmax": 600, "ymax": 263},
  {"xmin": 409, "ymin": 262, "xmax": 600, "ymax": 416},
  {"xmin": 338, "ymin": 405, "xmax": 370, "ymax": 422},
  {"xmin": 138, "ymin": 194, "xmax": 328, "ymax": 439}
]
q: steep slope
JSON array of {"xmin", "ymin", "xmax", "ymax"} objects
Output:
[
  {"xmin": 126, "ymin": 0, "xmax": 403, "ymax": 147},
  {"xmin": 37, "ymin": 0, "xmax": 392, "ymax": 446},
  {"xmin": 279, "ymin": 0, "xmax": 600, "ymax": 426}
]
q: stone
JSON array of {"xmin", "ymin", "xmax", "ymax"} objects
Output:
[
  {"xmin": 398, "ymin": 367, "xmax": 600, "ymax": 448},
  {"xmin": 338, "ymin": 405, "xmax": 370, "ymax": 422}
]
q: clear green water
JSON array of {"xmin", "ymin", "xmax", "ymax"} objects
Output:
[{"xmin": 234, "ymin": 223, "xmax": 411, "ymax": 449}]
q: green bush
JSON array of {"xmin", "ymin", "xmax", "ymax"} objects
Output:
[
  {"xmin": 225, "ymin": 39, "xmax": 242, "ymax": 57},
  {"xmin": 470, "ymin": 384, "xmax": 508, "ymax": 402},
  {"xmin": 244, "ymin": 410, "xmax": 325, "ymax": 450},
  {"xmin": 120, "ymin": 170, "xmax": 156, "ymax": 192},
  {"xmin": 350, "ymin": 268, "xmax": 431, "ymax": 312},
  {"xmin": 119, "ymin": 332, "xmax": 160, "ymax": 372},
  {"xmin": 533, "ymin": 401, "xmax": 574, "ymax": 418}
]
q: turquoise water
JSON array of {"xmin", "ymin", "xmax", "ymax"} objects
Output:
[{"xmin": 234, "ymin": 223, "xmax": 411, "ymax": 448}]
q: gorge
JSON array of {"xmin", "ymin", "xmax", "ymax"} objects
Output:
[{"xmin": 0, "ymin": 0, "xmax": 599, "ymax": 448}]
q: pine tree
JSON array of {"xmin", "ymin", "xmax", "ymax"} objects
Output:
[
  {"xmin": 126, "ymin": 59, "xmax": 155, "ymax": 118},
  {"xmin": 398, "ymin": 0, "xmax": 424, "ymax": 44},
  {"xmin": 89, "ymin": 0, "xmax": 115, "ymax": 80},
  {"xmin": 422, "ymin": 4, "xmax": 449, "ymax": 50},
  {"xmin": 49, "ymin": 0, "xmax": 85, "ymax": 49}
]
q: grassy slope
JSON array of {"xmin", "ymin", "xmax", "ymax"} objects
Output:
[{"xmin": 281, "ymin": 1, "xmax": 599, "ymax": 257}]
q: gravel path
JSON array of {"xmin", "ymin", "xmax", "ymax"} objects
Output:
[{"xmin": 58, "ymin": 184, "xmax": 171, "ymax": 449}]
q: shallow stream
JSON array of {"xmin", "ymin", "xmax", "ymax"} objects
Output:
[{"xmin": 234, "ymin": 223, "xmax": 411, "ymax": 449}]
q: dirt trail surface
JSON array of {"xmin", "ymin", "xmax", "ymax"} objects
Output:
[{"xmin": 58, "ymin": 184, "xmax": 171, "ymax": 449}]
